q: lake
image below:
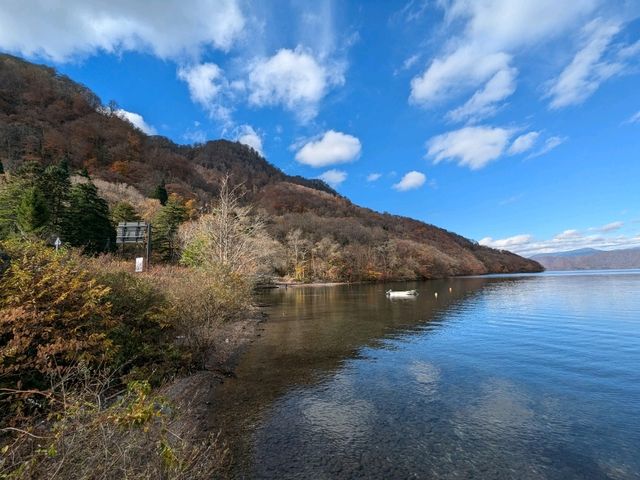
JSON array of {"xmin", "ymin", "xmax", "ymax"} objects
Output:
[{"xmin": 209, "ymin": 271, "xmax": 640, "ymax": 479}]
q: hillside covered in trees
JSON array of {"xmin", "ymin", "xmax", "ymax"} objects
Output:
[{"xmin": 0, "ymin": 53, "xmax": 542, "ymax": 280}]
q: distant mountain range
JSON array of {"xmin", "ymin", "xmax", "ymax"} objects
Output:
[{"xmin": 531, "ymin": 247, "xmax": 640, "ymax": 270}]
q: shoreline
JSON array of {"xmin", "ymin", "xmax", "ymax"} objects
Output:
[
  {"xmin": 270, "ymin": 269, "xmax": 546, "ymax": 288},
  {"xmin": 273, "ymin": 281, "xmax": 352, "ymax": 288},
  {"xmin": 161, "ymin": 268, "xmax": 548, "ymax": 440},
  {"xmin": 162, "ymin": 311, "xmax": 267, "ymax": 441}
]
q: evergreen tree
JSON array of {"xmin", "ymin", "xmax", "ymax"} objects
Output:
[
  {"xmin": 0, "ymin": 163, "xmax": 46, "ymax": 239},
  {"xmin": 153, "ymin": 179, "xmax": 169, "ymax": 206},
  {"xmin": 16, "ymin": 187, "xmax": 50, "ymax": 236},
  {"xmin": 153, "ymin": 195, "xmax": 187, "ymax": 261},
  {"xmin": 110, "ymin": 201, "xmax": 141, "ymax": 225},
  {"xmin": 0, "ymin": 178, "xmax": 24, "ymax": 239},
  {"xmin": 62, "ymin": 181, "xmax": 115, "ymax": 254},
  {"xmin": 14, "ymin": 160, "xmax": 44, "ymax": 185},
  {"xmin": 42, "ymin": 161, "xmax": 71, "ymax": 231}
]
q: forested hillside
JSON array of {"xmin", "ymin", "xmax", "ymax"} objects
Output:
[{"xmin": 0, "ymin": 53, "xmax": 542, "ymax": 280}]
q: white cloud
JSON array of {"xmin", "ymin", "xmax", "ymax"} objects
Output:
[
  {"xmin": 317, "ymin": 169, "xmax": 347, "ymax": 187},
  {"xmin": 248, "ymin": 47, "xmax": 344, "ymax": 121},
  {"xmin": 597, "ymin": 221, "xmax": 624, "ymax": 232},
  {"xmin": 236, "ymin": 124, "xmax": 263, "ymax": 156},
  {"xmin": 626, "ymin": 110, "xmax": 640, "ymax": 124},
  {"xmin": 0, "ymin": 0, "xmax": 245, "ymax": 62},
  {"xmin": 498, "ymin": 193, "xmax": 524, "ymax": 206},
  {"xmin": 446, "ymin": 67, "xmax": 517, "ymax": 122},
  {"xmin": 547, "ymin": 18, "xmax": 624, "ymax": 109},
  {"xmin": 528, "ymin": 136, "xmax": 567, "ymax": 158},
  {"xmin": 508, "ymin": 131, "xmax": 540, "ymax": 155},
  {"xmin": 427, "ymin": 126, "xmax": 513, "ymax": 169},
  {"xmin": 393, "ymin": 0, "xmax": 430, "ymax": 23},
  {"xmin": 183, "ymin": 128, "xmax": 207, "ymax": 145},
  {"xmin": 444, "ymin": 0, "xmax": 597, "ymax": 48},
  {"xmin": 410, "ymin": 47, "xmax": 512, "ymax": 105},
  {"xmin": 403, "ymin": 54, "xmax": 420, "ymax": 70},
  {"xmin": 554, "ymin": 229, "xmax": 581, "ymax": 240},
  {"xmin": 177, "ymin": 63, "xmax": 230, "ymax": 120},
  {"xmin": 409, "ymin": 0, "xmax": 597, "ymax": 113},
  {"xmin": 618, "ymin": 38, "xmax": 640, "ymax": 59},
  {"xmin": 178, "ymin": 64, "xmax": 223, "ymax": 105},
  {"xmin": 113, "ymin": 109, "xmax": 157, "ymax": 135},
  {"xmin": 479, "ymin": 234, "xmax": 533, "ymax": 249},
  {"xmin": 366, "ymin": 173, "xmax": 382, "ymax": 182},
  {"xmin": 395, "ymin": 53, "xmax": 421, "ymax": 75},
  {"xmin": 393, "ymin": 171, "xmax": 427, "ymax": 191},
  {"xmin": 295, "ymin": 130, "xmax": 361, "ymax": 167},
  {"xmin": 479, "ymin": 226, "xmax": 640, "ymax": 256}
]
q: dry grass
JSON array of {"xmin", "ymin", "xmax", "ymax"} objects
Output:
[
  {"xmin": 143, "ymin": 265, "xmax": 253, "ymax": 369},
  {"xmin": 86, "ymin": 177, "xmax": 162, "ymax": 221},
  {"xmin": 1, "ymin": 373, "xmax": 230, "ymax": 480}
]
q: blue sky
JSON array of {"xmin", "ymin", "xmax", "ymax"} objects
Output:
[{"xmin": 1, "ymin": 0, "xmax": 639, "ymax": 256}]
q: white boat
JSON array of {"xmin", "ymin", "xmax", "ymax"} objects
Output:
[{"xmin": 386, "ymin": 289, "xmax": 418, "ymax": 298}]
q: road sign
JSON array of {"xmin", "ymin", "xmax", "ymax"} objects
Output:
[
  {"xmin": 54, "ymin": 237, "xmax": 61, "ymax": 251},
  {"xmin": 116, "ymin": 222, "xmax": 148, "ymax": 244},
  {"xmin": 117, "ymin": 222, "xmax": 152, "ymax": 269},
  {"xmin": 135, "ymin": 257, "xmax": 144, "ymax": 273}
]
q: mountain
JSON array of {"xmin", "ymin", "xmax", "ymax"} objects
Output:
[
  {"xmin": 531, "ymin": 247, "xmax": 640, "ymax": 270},
  {"xmin": 545, "ymin": 248, "xmax": 601, "ymax": 258},
  {"xmin": 0, "ymin": 53, "xmax": 543, "ymax": 279}
]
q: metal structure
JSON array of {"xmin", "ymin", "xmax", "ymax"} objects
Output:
[{"xmin": 116, "ymin": 221, "xmax": 152, "ymax": 270}]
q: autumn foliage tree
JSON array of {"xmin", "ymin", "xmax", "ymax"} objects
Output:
[{"xmin": 180, "ymin": 176, "xmax": 272, "ymax": 276}]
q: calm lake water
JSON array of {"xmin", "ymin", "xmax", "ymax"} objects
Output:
[{"xmin": 209, "ymin": 271, "xmax": 640, "ymax": 479}]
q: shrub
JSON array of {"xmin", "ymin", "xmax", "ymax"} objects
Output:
[
  {"xmin": 0, "ymin": 240, "xmax": 114, "ymax": 413},
  {"xmin": 148, "ymin": 266, "xmax": 252, "ymax": 369},
  {"xmin": 93, "ymin": 267, "xmax": 183, "ymax": 383},
  {"xmin": 0, "ymin": 243, "xmax": 188, "ymax": 417}
]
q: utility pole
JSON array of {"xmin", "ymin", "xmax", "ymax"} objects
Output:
[{"xmin": 145, "ymin": 223, "xmax": 152, "ymax": 270}]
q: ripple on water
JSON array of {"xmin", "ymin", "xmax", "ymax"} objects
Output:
[{"xmin": 212, "ymin": 272, "xmax": 640, "ymax": 479}]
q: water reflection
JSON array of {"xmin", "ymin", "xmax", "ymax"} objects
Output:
[
  {"xmin": 209, "ymin": 272, "xmax": 640, "ymax": 479},
  {"xmin": 209, "ymin": 277, "xmax": 501, "ymax": 474}
]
